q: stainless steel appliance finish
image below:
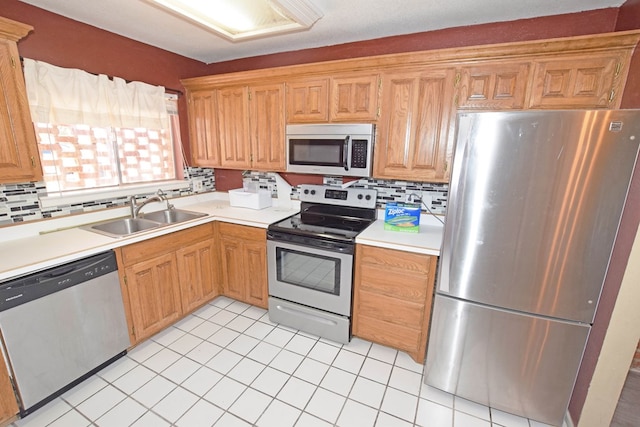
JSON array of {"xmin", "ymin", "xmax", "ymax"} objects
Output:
[
  {"xmin": 424, "ymin": 110, "xmax": 640, "ymax": 426},
  {"xmin": 286, "ymin": 123, "xmax": 375, "ymax": 177},
  {"xmin": 268, "ymin": 184, "xmax": 377, "ymax": 343},
  {"xmin": 0, "ymin": 251, "xmax": 130, "ymax": 417}
]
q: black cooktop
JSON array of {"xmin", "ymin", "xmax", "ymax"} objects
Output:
[
  {"xmin": 268, "ymin": 185, "xmax": 378, "ymax": 243},
  {"xmin": 269, "ymin": 211, "xmax": 374, "ymax": 241}
]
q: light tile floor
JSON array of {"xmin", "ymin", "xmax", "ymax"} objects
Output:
[{"xmin": 10, "ymin": 296, "xmax": 567, "ymax": 427}]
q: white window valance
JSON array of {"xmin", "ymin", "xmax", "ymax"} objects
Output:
[{"xmin": 23, "ymin": 58, "xmax": 169, "ymax": 130}]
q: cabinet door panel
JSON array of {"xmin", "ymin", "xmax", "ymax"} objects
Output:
[
  {"xmin": 126, "ymin": 253, "xmax": 182, "ymax": 340},
  {"xmin": 458, "ymin": 62, "xmax": 529, "ymax": 109},
  {"xmin": 528, "ymin": 54, "xmax": 622, "ymax": 108},
  {"xmin": 176, "ymin": 240, "xmax": 217, "ymax": 313},
  {"xmin": 188, "ymin": 90, "xmax": 220, "ymax": 167},
  {"xmin": 217, "ymin": 86, "xmax": 251, "ymax": 168},
  {"xmin": 219, "ymin": 236, "xmax": 245, "ymax": 301},
  {"xmin": 0, "ymin": 349, "xmax": 18, "ymax": 424},
  {"xmin": 330, "ymin": 74, "xmax": 379, "ymax": 121},
  {"xmin": 375, "ymin": 68, "xmax": 455, "ymax": 181},
  {"xmin": 250, "ymin": 84, "xmax": 286, "ymax": 171},
  {"xmin": 0, "ymin": 38, "xmax": 43, "ymax": 183},
  {"xmin": 286, "ymin": 79, "xmax": 329, "ymax": 122},
  {"xmin": 244, "ymin": 240, "xmax": 268, "ymax": 308}
]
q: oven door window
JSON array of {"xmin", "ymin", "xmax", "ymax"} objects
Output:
[{"xmin": 275, "ymin": 247, "xmax": 341, "ymax": 295}]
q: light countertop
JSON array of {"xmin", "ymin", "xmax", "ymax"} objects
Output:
[
  {"xmin": 0, "ymin": 192, "xmax": 444, "ymax": 282},
  {"xmin": 0, "ymin": 192, "xmax": 298, "ymax": 282},
  {"xmin": 356, "ymin": 212, "xmax": 444, "ymax": 256}
]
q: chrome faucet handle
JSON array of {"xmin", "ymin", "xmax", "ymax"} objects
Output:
[{"xmin": 156, "ymin": 189, "xmax": 173, "ymax": 209}]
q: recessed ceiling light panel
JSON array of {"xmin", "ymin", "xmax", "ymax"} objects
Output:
[{"xmin": 148, "ymin": 0, "xmax": 323, "ymax": 41}]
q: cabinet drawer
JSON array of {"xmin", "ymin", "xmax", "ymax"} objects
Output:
[
  {"xmin": 356, "ymin": 289, "xmax": 425, "ymax": 327},
  {"xmin": 354, "ymin": 315, "xmax": 422, "ymax": 357},
  {"xmin": 218, "ymin": 222, "xmax": 265, "ymax": 241},
  {"xmin": 358, "ymin": 245, "xmax": 432, "ymax": 274},
  {"xmin": 121, "ymin": 223, "xmax": 214, "ymax": 265},
  {"xmin": 358, "ymin": 265, "xmax": 430, "ymax": 300}
]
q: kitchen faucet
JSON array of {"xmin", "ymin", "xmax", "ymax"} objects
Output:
[{"xmin": 129, "ymin": 190, "xmax": 173, "ymax": 218}]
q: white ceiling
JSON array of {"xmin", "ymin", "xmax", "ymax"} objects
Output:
[{"xmin": 19, "ymin": 0, "xmax": 626, "ymax": 64}]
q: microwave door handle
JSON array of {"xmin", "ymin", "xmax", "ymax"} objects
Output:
[{"xmin": 343, "ymin": 136, "xmax": 350, "ymax": 171}]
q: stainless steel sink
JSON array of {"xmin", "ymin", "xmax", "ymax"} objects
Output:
[
  {"xmin": 84, "ymin": 217, "xmax": 163, "ymax": 238},
  {"xmin": 141, "ymin": 209, "xmax": 207, "ymax": 224},
  {"xmin": 83, "ymin": 209, "xmax": 208, "ymax": 238}
]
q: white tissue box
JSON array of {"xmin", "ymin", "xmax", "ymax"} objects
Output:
[{"xmin": 228, "ymin": 188, "xmax": 273, "ymax": 210}]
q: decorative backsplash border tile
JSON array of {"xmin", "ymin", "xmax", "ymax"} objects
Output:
[{"xmin": 0, "ymin": 167, "xmax": 215, "ymax": 226}]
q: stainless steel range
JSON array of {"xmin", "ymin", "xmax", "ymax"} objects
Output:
[{"xmin": 267, "ymin": 184, "xmax": 377, "ymax": 343}]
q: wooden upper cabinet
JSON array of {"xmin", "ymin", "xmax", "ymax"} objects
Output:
[
  {"xmin": 457, "ymin": 62, "xmax": 530, "ymax": 110},
  {"xmin": 0, "ymin": 18, "xmax": 43, "ymax": 184},
  {"xmin": 374, "ymin": 68, "xmax": 456, "ymax": 182},
  {"xmin": 249, "ymin": 83, "xmax": 286, "ymax": 171},
  {"xmin": 217, "ymin": 86, "xmax": 251, "ymax": 168},
  {"xmin": 286, "ymin": 78, "xmax": 329, "ymax": 122},
  {"xmin": 330, "ymin": 74, "xmax": 380, "ymax": 121},
  {"xmin": 188, "ymin": 90, "xmax": 220, "ymax": 167},
  {"xmin": 528, "ymin": 53, "xmax": 626, "ymax": 109}
]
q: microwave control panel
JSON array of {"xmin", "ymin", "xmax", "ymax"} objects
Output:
[{"xmin": 351, "ymin": 140, "xmax": 369, "ymax": 168}]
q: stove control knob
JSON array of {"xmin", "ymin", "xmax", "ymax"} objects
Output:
[
  {"xmin": 303, "ymin": 189, "xmax": 309, "ymax": 195},
  {"xmin": 365, "ymin": 195, "xmax": 372, "ymax": 201},
  {"xmin": 310, "ymin": 189, "xmax": 316, "ymax": 195},
  {"xmin": 357, "ymin": 194, "xmax": 363, "ymax": 200}
]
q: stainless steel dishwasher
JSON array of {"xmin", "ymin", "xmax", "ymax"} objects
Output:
[{"xmin": 0, "ymin": 251, "xmax": 130, "ymax": 417}]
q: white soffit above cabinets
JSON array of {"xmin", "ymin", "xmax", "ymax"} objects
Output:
[{"xmin": 18, "ymin": 0, "xmax": 626, "ymax": 64}]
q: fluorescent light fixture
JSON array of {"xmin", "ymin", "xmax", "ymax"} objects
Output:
[{"xmin": 148, "ymin": 0, "xmax": 323, "ymax": 41}]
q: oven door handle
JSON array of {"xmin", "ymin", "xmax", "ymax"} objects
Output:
[
  {"xmin": 274, "ymin": 304, "xmax": 339, "ymax": 326},
  {"xmin": 343, "ymin": 136, "xmax": 350, "ymax": 171}
]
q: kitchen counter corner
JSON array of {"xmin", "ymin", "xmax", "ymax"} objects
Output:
[{"xmin": 356, "ymin": 214, "xmax": 444, "ymax": 256}]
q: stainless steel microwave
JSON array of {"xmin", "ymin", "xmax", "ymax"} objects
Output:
[{"xmin": 286, "ymin": 123, "xmax": 375, "ymax": 177}]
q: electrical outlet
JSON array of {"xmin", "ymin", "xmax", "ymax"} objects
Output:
[{"xmin": 192, "ymin": 180, "xmax": 203, "ymax": 192}]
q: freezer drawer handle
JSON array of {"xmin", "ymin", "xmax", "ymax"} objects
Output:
[{"xmin": 276, "ymin": 304, "xmax": 338, "ymax": 326}]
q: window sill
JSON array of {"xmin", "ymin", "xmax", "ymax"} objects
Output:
[{"xmin": 39, "ymin": 180, "xmax": 191, "ymax": 208}]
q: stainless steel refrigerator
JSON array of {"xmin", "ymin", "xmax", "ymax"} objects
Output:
[{"xmin": 424, "ymin": 109, "xmax": 640, "ymax": 426}]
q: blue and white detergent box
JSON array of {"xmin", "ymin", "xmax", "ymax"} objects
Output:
[{"xmin": 384, "ymin": 202, "xmax": 421, "ymax": 233}]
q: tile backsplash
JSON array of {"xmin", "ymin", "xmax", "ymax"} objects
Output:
[
  {"xmin": 0, "ymin": 167, "xmax": 215, "ymax": 226},
  {"xmin": 0, "ymin": 169, "xmax": 447, "ymax": 226},
  {"xmin": 242, "ymin": 172, "xmax": 448, "ymax": 215}
]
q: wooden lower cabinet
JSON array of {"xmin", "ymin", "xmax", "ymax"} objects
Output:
[
  {"xmin": 176, "ymin": 239, "xmax": 218, "ymax": 313},
  {"xmin": 0, "ymin": 350, "xmax": 18, "ymax": 425},
  {"xmin": 352, "ymin": 244, "xmax": 437, "ymax": 363},
  {"xmin": 116, "ymin": 223, "xmax": 218, "ymax": 344},
  {"xmin": 124, "ymin": 252, "xmax": 182, "ymax": 341},
  {"xmin": 217, "ymin": 222, "xmax": 268, "ymax": 308}
]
